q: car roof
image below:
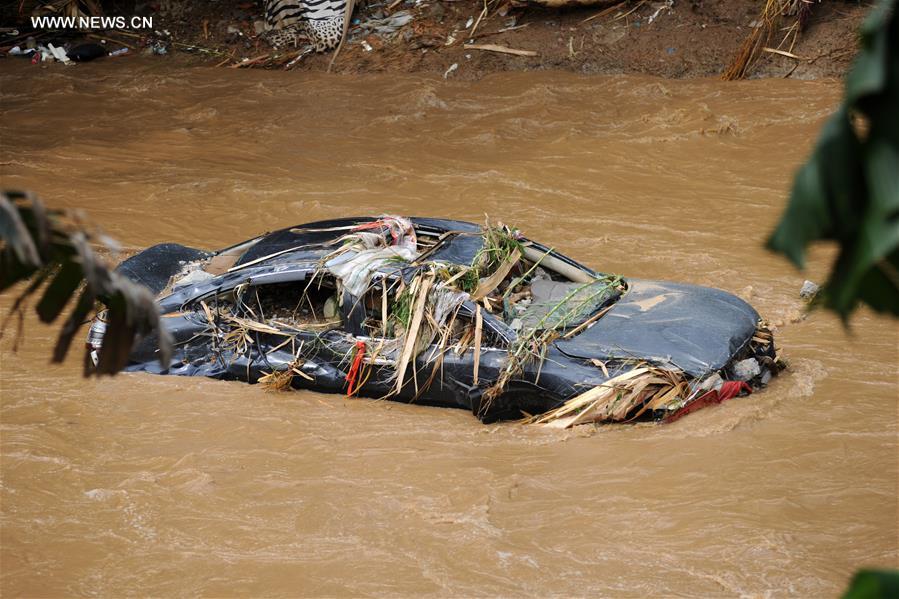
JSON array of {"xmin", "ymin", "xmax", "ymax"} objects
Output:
[{"xmin": 234, "ymin": 217, "xmax": 485, "ymax": 268}]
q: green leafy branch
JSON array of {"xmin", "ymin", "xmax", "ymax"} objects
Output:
[{"xmin": 767, "ymin": 0, "xmax": 899, "ymax": 319}]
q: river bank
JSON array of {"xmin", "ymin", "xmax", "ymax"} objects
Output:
[{"xmin": 1, "ymin": 0, "xmax": 873, "ymax": 79}]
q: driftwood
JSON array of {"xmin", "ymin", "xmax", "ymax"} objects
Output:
[
  {"xmin": 230, "ymin": 53, "xmax": 273, "ymax": 68},
  {"xmin": 463, "ymin": 43, "xmax": 537, "ymax": 57}
]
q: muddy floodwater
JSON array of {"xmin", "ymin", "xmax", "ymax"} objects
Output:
[{"xmin": 1, "ymin": 60, "xmax": 897, "ymax": 596}]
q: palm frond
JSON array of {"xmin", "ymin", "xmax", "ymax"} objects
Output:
[{"xmin": 0, "ymin": 190, "xmax": 170, "ymax": 375}]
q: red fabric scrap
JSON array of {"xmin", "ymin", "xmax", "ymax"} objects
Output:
[
  {"xmin": 345, "ymin": 340, "xmax": 366, "ymax": 396},
  {"xmin": 718, "ymin": 380, "xmax": 752, "ymax": 402},
  {"xmin": 664, "ymin": 380, "xmax": 753, "ymax": 423}
]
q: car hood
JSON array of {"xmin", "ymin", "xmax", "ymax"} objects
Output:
[{"xmin": 554, "ymin": 279, "xmax": 759, "ymax": 377}]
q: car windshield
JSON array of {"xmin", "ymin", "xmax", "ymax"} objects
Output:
[{"xmin": 514, "ymin": 279, "xmax": 622, "ymax": 332}]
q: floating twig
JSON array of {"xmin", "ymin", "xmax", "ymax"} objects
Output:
[{"xmin": 214, "ymin": 52, "xmax": 235, "ymax": 67}]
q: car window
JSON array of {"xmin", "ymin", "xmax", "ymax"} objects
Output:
[{"xmin": 194, "ymin": 274, "xmax": 343, "ymax": 335}]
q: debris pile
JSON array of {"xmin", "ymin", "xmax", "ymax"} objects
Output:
[{"xmin": 531, "ymin": 323, "xmax": 780, "ymax": 427}]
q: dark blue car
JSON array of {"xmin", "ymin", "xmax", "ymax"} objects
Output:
[{"xmin": 88, "ymin": 217, "xmax": 779, "ymax": 425}]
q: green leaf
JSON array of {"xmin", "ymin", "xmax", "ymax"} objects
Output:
[
  {"xmin": 843, "ymin": 569, "xmax": 899, "ymax": 599},
  {"xmin": 767, "ymin": 0, "xmax": 899, "ymax": 320}
]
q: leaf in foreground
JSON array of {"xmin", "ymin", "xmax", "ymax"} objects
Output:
[
  {"xmin": 766, "ymin": 0, "xmax": 899, "ymax": 319},
  {"xmin": 0, "ymin": 190, "xmax": 170, "ymax": 375}
]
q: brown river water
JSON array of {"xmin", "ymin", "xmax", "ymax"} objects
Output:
[{"xmin": 1, "ymin": 59, "xmax": 897, "ymax": 597}]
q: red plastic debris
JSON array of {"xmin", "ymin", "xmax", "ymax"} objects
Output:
[{"xmin": 663, "ymin": 380, "xmax": 753, "ymax": 424}]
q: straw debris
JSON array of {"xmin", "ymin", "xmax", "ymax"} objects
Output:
[
  {"xmin": 527, "ymin": 366, "xmax": 691, "ymax": 428},
  {"xmin": 722, "ymin": 0, "xmax": 817, "ymax": 80}
]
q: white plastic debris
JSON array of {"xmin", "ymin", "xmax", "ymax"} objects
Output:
[
  {"xmin": 8, "ymin": 46, "xmax": 35, "ymax": 56},
  {"xmin": 323, "ymin": 296, "xmax": 339, "ymax": 319},
  {"xmin": 647, "ymin": 0, "xmax": 674, "ymax": 24},
  {"xmin": 328, "ymin": 247, "xmax": 415, "ymax": 297},
  {"xmin": 732, "ymin": 358, "xmax": 761, "ymax": 382},
  {"xmin": 443, "ymin": 62, "xmax": 458, "ymax": 78},
  {"xmin": 38, "ymin": 43, "xmax": 73, "ymax": 65},
  {"xmin": 465, "ymin": 16, "xmax": 474, "ymax": 29},
  {"xmin": 49, "ymin": 43, "xmax": 71, "ymax": 64},
  {"xmin": 698, "ymin": 372, "xmax": 724, "ymax": 392},
  {"xmin": 361, "ymin": 40, "xmax": 373, "ymax": 52},
  {"xmin": 386, "ymin": 13, "xmax": 413, "ymax": 28},
  {"xmin": 325, "ymin": 217, "xmax": 417, "ymax": 298},
  {"xmin": 799, "ymin": 280, "xmax": 819, "ymax": 300},
  {"xmin": 356, "ymin": 11, "xmax": 414, "ymax": 37},
  {"xmin": 173, "ymin": 268, "xmax": 214, "ymax": 289}
]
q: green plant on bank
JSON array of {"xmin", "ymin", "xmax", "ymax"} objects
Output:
[
  {"xmin": 767, "ymin": 0, "xmax": 898, "ymax": 319},
  {"xmin": 0, "ymin": 190, "xmax": 170, "ymax": 374}
]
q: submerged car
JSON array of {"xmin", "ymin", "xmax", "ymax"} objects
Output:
[{"xmin": 89, "ymin": 217, "xmax": 781, "ymax": 426}]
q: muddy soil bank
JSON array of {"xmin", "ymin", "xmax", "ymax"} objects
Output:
[
  {"xmin": 3, "ymin": 0, "xmax": 872, "ymax": 79},
  {"xmin": 161, "ymin": 0, "xmax": 872, "ymax": 78}
]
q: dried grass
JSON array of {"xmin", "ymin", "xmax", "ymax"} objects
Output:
[
  {"xmin": 528, "ymin": 366, "xmax": 692, "ymax": 428},
  {"xmin": 393, "ymin": 272, "xmax": 434, "ymax": 394},
  {"xmin": 259, "ymin": 355, "xmax": 313, "ymax": 391},
  {"xmin": 722, "ymin": 0, "xmax": 816, "ymax": 80}
]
